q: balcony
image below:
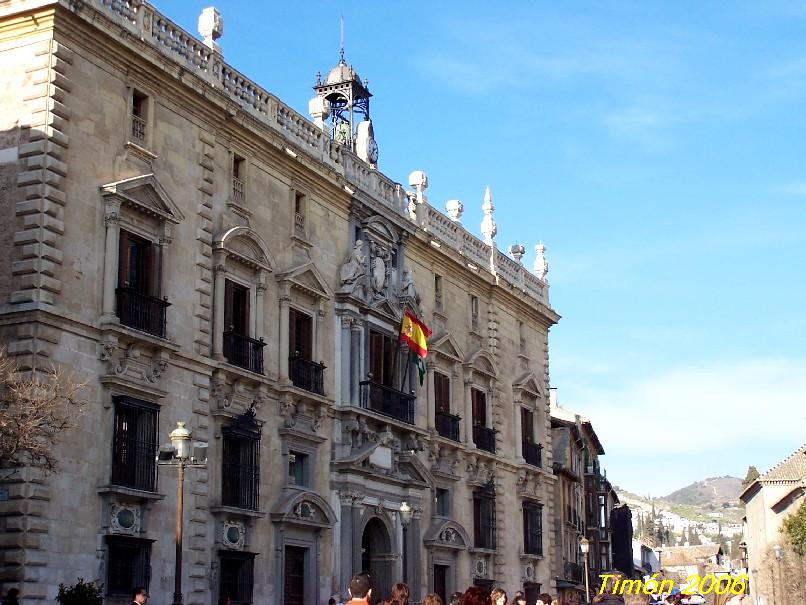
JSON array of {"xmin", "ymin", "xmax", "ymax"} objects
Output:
[
  {"xmin": 359, "ymin": 381, "xmax": 415, "ymax": 424},
  {"xmin": 523, "ymin": 441, "xmax": 542, "ymax": 467},
  {"xmin": 435, "ymin": 410, "xmax": 461, "ymax": 442},
  {"xmin": 232, "ymin": 175, "xmax": 244, "ymax": 202},
  {"xmin": 116, "ymin": 287, "xmax": 169, "ymax": 338},
  {"xmin": 130, "ymin": 115, "xmax": 146, "ymax": 143},
  {"xmin": 223, "ymin": 330, "xmax": 265, "ymax": 374},
  {"xmin": 473, "ymin": 425, "xmax": 496, "ymax": 454},
  {"xmin": 289, "ymin": 356, "xmax": 325, "ymax": 395},
  {"xmin": 564, "ymin": 562, "xmax": 583, "ymax": 583}
]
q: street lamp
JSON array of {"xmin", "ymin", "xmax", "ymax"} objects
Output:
[
  {"xmin": 579, "ymin": 536, "xmax": 591, "ymax": 604},
  {"xmin": 773, "ymin": 544, "xmax": 783, "ymax": 605},
  {"xmin": 159, "ymin": 422, "xmax": 207, "ymax": 605},
  {"xmin": 400, "ymin": 502, "xmax": 413, "ymax": 583}
]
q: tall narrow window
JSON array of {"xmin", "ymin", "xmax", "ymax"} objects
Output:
[
  {"xmin": 470, "ymin": 295, "xmax": 479, "ymax": 331},
  {"xmin": 521, "ymin": 408, "xmax": 534, "ymax": 443},
  {"xmin": 294, "ymin": 191, "xmax": 306, "ymax": 235},
  {"xmin": 117, "ymin": 230, "xmax": 167, "ymax": 338},
  {"xmin": 224, "ymin": 279, "xmax": 263, "ymax": 373},
  {"xmin": 289, "ymin": 308, "xmax": 313, "ymax": 361},
  {"xmin": 106, "ymin": 537, "xmax": 151, "ymax": 596},
  {"xmin": 288, "ymin": 451, "xmax": 309, "ymax": 487},
  {"xmin": 434, "ymin": 274, "xmax": 443, "ymax": 312},
  {"xmin": 471, "ymin": 388, "xmax": 487, "ymax": 427},
  {"xmin": 473, "ymin": 482, "xmax": 496, "ymax": 549},
  {"xmin": 220, "ymin": 552, "xmax": 255, "ymax": 605},
  {"xmin": 369, "ymin": 330, "xmax": 396, "ymax": 387},
  {"xmin": 232, "ymin": 154, "xmax": 246, "ymax": 203},
  {"xmin": 131, "ymin": 90, "xmax": 148, "ymax": 144},
  {"xmin": 435, "ymin": 488, "xmax": 450, "ymax": 517},
  {"xmin": 523, "ymin": 502, "xmax": 543, "ymax": 555},
  {"xmin": 221, "ymin": 429, "xmax": 260, "ymax": 511},
  {"xmin": 111, "ymin": 396, "xmax": 158, "ymax": 492},
  {"xmin": 284, "ymin": 546, "xmax": 307, "ymax": 605},
  {"xmin": 435, "ymin": 372, "xmax": 451, "ymax": 413}
]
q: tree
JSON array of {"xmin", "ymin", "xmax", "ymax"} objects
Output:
[
  {"xmin": 0, "ymin": 350, "xmax": 87, "ymax": 470},
  {"xmin": 743, "ymin": 465, "xmax": 760, "ymax": 487},
  {"xmin": 782, "ymin": 497, "xmax": 806, "ymax": 555},
  {"xmin": 57, "ymin": 579, "xmax": 103, "ymax": 605}
]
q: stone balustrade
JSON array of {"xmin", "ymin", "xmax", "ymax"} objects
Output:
[{"xmin": 87, "ymin": 0, "xmax": 549, "ymax": 307}]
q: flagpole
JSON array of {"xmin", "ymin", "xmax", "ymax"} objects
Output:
[{"xmin": 391, "ymin": 305, "xmax": 406, "ymax": 391}]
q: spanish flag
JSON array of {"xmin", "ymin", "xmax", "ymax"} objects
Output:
[{"xmin": 400, "ymin": 309, "xmax": 431, "ymax": 385}]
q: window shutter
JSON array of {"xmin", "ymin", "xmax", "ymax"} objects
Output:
[
  {"xmin": 224, "ymin": 279, "xmax": 234, "ymax": 331},
  {"xmin": 299, "ymin": 312, "xmax": 313, "ymax": 360},
  {"xmin": 288, "ymin": 307, "xmax": 297, "ymax": 358},
  {"xmin": 118, "ymin": 230, "xmax": 131, "ymax": 288}
]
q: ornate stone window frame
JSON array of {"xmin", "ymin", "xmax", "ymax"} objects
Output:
[
  {"xmin": 463, "ymin": 349, "xmax": 498, "ymax": 451},
  {"xmin": 513, "ymin": 372, "xmax": 543, "ymax": 462}
]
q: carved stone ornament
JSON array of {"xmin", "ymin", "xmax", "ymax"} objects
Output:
[
  {"xmin": 294, "ymin": 501, "xmax": 317, "ymax": 521},
  {"xmin": 222, "ymin": 520, "xmax": 245, "ymax": 550},
  {"xmin": 339, "ymin": 240, "xmax": 366, "ymax": 286},
  {"xmin": 440, "ymin": 527, "xmax": 459, "ymax": 544},
  {"xmin": 473, "ymin": 558, "xmax": 487, "ymax": 578},
  {"xmin": 370, "ymin": 241, "xmax": 388, "ymax": 294},
  {"xmin": 110, "ymin": 503, "xmax": 141, "ymax": 535},
  {"xmin": 103, "ymin": 343, "xmax": 168, "ymax": 385}
]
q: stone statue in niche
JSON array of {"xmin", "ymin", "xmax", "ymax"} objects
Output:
[
  {"xmin": 370, "ymin": 241, "xmax": 388, "ymax": 294},
  {"xmin": 400, "ymin": 269, "xmax": 418, "ymax": 302},
  {"xmin": 339, "ymin": 240, "xmax": 366, "ymax": 285}
]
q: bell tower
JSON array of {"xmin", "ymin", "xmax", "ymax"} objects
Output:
[{"xmin": 311, "ymin": 21, "xmax": 378, "ymax": 166}]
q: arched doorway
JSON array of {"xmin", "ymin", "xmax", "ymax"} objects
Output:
[{"xmin": 361, "ymin": 517, "xmax": 393, "ymax": 600}]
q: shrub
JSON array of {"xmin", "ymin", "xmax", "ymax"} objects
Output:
[{"xmin": 56, "ymin": 578, "xmax": 103, "ymax": 605}]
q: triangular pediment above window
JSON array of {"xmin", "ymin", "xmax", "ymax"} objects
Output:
[
  {"xmin": 398, "ymin": 452, "xmax": 433, "ymax": 488},
  {"xmin": 430, "ymin": 332, "xmax": 464, "ymax": 362},
  {"xmin": 277, "ymin": 262, "xmax": 333, "ymax": 300},
  {"xmin": 514, "ymin": 372, "xmax": 542, "ymax": 398},
  {"xmin": 369, "ymin": 297, "xmax": 403, "ymax": 322},
  {"xmin": 101, "ymin": 173, "xmax": 185, "ymax": 224},
  {"xmin": 215, "ymin": 226, "xmax": 275, "ymax": 272},
  {"xmin": 466, "ymin": 348, "xmax": 497, "ymax": 378}
]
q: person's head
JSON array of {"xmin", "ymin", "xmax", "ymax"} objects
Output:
[
  {"xmin": 461, "ymin": 586, "xmax": 490, "ymax": 605},
  {"xmin": 450, "ymin": 591, "xmax": 464, "ymax": 605},
  {"xmin": 513, "ymin": 591, "xmax": 526, "ymax": 605},
  {"xmin": 217, "ymin": 595, "xmax": 231, "ymax": 605},
  {"xmin": 490, "ymin": 588, "xmax": 507, "ymax": 605},
  {"xmin": 6, "ymin": 588, "xmax": 19, "ymax": 601},
  {"xmin": 391, "ymin": 582, "xmax": 410, "ymax": 605},
  {"xmin": 348, "ymin": 574, "xmax": 372, "ymax": 602},
  {"xmin": 537, "ymin": 594, "xmax": 553, "ymax": 605},
  {"xmin": 330, "ymin": 599, "xmax": 337, "ymax": 605},
  {"xmin": 132, "ymin": 587, "xmax": 149, "ymax": 604},
  {"xmin": 423, "ymin": 593, "xmax": 444, "ymax": 605}
]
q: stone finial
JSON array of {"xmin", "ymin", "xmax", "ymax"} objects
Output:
[
  {"xmin": 446, "ymin": 199, "xmax": 464, "ymax": 222},
  {"xmin": 508, "ymin": 244, "xmax": 525, "ymax": 264},
  {"xmin": 534, "ymin": 242, "xmax": 548, "ymax": 280},
  {"xmin": 408, "ymin": 170, "xmax": 428, "ymax": 193},
  {"xmin": 308, "ymin": 97, "xmax": 331, "ymax": 130},
  {"xmin": 480, "ymin": 186, "xmax": 497, "ymax": 245},
  {"xmin": 198, "ymin": 7, "xmax": 224, "ymax": 53}
]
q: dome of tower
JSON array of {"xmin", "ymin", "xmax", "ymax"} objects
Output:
[{"xmin": 325, "ymin": 60, "xmax": 363, "ymax": 86}]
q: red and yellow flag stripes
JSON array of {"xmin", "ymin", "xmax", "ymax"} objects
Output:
[{"xmin": 400, "ymin": 309, "xmax": 432, "ymax": 358}]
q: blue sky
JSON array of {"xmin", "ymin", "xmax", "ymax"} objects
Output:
[{"xmin": 155, "ymin": 1, "xmax": 806, "ymax": 496}]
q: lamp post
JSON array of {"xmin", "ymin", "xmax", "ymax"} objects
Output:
[
  {"xmin": 400, "ymin": 501, "xmax": 413, "ymax": 584},
  {"xmin": 579, "ymin": 536, "xmax": 591, "ymax": 604},
  {"xmin": 773, "ymin": 544, "xmax": 783, "ymax": 605},
  {"xmin": 159, "ymin": 422, "xmax": 207, "ymax": 605}
]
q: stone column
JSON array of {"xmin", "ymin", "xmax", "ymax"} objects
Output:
[
  {"xmin": 255, "ymin": 271, "xmax": 267, "ymax": 339},
  {"xmin": 410, "ymin": 510, "xmax": 423, "ymax": 602},
  {"xmin": 212, "ymin": 253, "xmax": 227, "ymax": 360},
  {"xmin": 340, "ymin": 315, "xmax": 352, "ymax": 405},
  {"xmin": 279, "ymin": 284, "xmax": 291, "ymax": 384},
  {"xmin": 315, "ymin": 304, "xmax": 325, "ymax": 363},
  {"xmin": 464, "ymin": 369, "xmax": 474, "ymax": 447},
  {"xmin": 350, "ymin": 320, "xmax": 362, "ymax": 404},
  {"xmin": 101, "ymin": 202, "xmax": 121, "ymax": 321},
  {"xmin": 426, "ymin": 361, "xmax": 436, "ymax": 432},
  {"xmin": 339, "ymin": 491, "xmax": 356, "ymax": 594}
]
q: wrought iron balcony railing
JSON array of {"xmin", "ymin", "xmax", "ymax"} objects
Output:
[
  {"xmin": 359, "ymin": 381, "xmax": 415, "ymax": 424},
  {"xmin": 116, "ymin": 287, "xmax": 169, "ymax": 338},
  {"xmin": 473, "ymin": 425, "xmax": 496, "ymax": 454},
  {"xmin": 435, "ymin": 410, "xmax": 461, "ymax": 442},
  {"xmin": 223, "ymin": 330, "xmax": 265, "ymax": 374},
  {"xmin": 289, "ymin": 355, "xmax": 325, "ymax": 395},
  {"xmin": 523, "ymin": 441, "xmax": 543, "ymax": 468}
]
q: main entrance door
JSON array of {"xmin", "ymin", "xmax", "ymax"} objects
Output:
[
  {"xmin": 361, "ymin": 518, "xmax": 392, "ymax": 601},
  {"xmin": 284, "ymin": 546, "xmax": 306, "ymax": 605}
]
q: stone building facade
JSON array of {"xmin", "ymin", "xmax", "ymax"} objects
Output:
[{"xmin": 0, "ymin": 2, "xmax": 558, "ymax": 605}]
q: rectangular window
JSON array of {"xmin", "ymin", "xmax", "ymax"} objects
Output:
[
  {"xmin": 523, "ymin": 502, "xmax": 543, "ymax": 556},
  {"xmin": 471, "ymin": 388, "xmax": 487, "ymax": 426},
  {"xmin": 521, "ymin": 408, "xmax": 534, "ymax": 443},
  {"xmin": 473, "ymin": 485, "xmax": 496, "ymax": 549},
  {"xmin": 435, "ymin": 488, "xmax": 450, "ymax": 517},
  {"xmin": 232, "ymin": 154, "xmax": 246, "ymax": 202},
  {"xmin": 434, "ymin": 372, "xmax": 451, "ymax": 413},
  {"xmin": 294, "ymin": 192, "xmax": 306, "ymax": 235},
  {"xmin": 288, "ymin": 451, "xmax": 309, "ymax": 487},
  {"xmin": 131, "ymin": 90, "xmax": 148, "ymax": 143},
  {"xmin": 118, "ymin": 230, "xmax": 156, "ymax": 295},
  {"xmin": 434, "ymin": 274, "xmax": 443, "ymax": 311},
  {"xmin": 224, "ymin": 279, "xmax": 250, "ymax": 336},
  {"xmin": 470, "ymin": 295, "xmax": 479, "ymax": 331},
  {"xmin": 289, "ymin": 308, "xmax": 313, "ymax": 361},
  {"xmin": 221, "ymin": 430, "xmax": 260, "ymax": 511},
  {"xmin": 106, "ymin": 536, "xmax": 151, "ymax": 596},
  {"xmin": 111, "ymin": 396, "xmax": 158, "ymax": 492},
  {"xmin": 220, "ymin": 551, "xmax": 255, "ymax": 605},
  {"xmin": 369, "ymin": 329, "xmax": 396, "ymax": 387}
]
